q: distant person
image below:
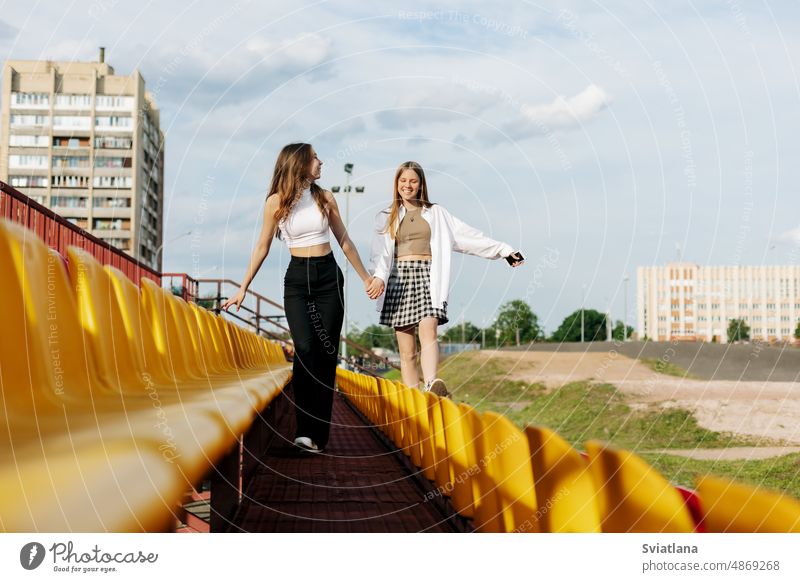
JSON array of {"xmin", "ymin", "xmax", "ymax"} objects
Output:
[
  {"xmin": 367, "ymin": 161, "xmax": 524, "ymax": 397},
  {"xmin": 222, "ymin": 143, "xmax": 380, "ymax": 454}
]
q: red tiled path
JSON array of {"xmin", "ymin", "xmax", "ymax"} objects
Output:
[{"xmin": 230, "ymin": 385, "xmax": 465, "ymax": 532}]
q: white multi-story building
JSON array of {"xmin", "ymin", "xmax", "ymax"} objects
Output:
[
  {"xmin": 0, "ymin": 49, "xmax": 164, "ymax": 269},
  {"xmin": 637, "ymin": 263, "xmax": 800, "ymax": 343}
]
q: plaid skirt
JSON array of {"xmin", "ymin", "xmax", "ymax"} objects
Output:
[{"xmin": 379, "ymin": 259, "xmax": 449, "ymax": 328}]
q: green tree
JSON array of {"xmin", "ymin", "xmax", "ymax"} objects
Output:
[
  {"xmin": 611, "ymin": 320, "xmax": 634, "ymax": 341},
  {"xmin": 551, "ymin": 308, "xmax": 608, "ymax": 342},
  {"xmin": 727, "ymin": 318, "xmax": 750, "ymax": 342},
  {"xmin": 795, "ymin": 319, "xmax": 800, "ymax": 340},
  {"xmin": 442, "ymin": 321, "xmax": 482, "ymax": 344},
  {"xmin": 197, "ymin": 293, "xmax": 218, "ymax": 311},
  {"xmin": 494, "ymin": 299, "xmax": 542, "ymax": 346},
  {"xmin": 349, "ymin": 324, "xmax": 398, "ymax": 351}
]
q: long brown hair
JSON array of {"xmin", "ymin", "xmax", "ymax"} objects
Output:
[
  {"xmin": 382, "ymin": 161, "xmax": 434, "ymax": 238},
  {"xmin": 267, "ymin": 143, "xmax": 328, "ymax": 239}
]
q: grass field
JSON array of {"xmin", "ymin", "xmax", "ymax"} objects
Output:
[
  {"xmin": 640, "ymin": 451, "xmax": 800, "ymax": 499},
  {"xmin": 639, "ymin": 357, "xmax": 700, "ymax": 379}
]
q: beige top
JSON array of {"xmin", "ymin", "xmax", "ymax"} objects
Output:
[{"xmin": 396, "ymin": 205, "xmax": 432, "ymax": 257}]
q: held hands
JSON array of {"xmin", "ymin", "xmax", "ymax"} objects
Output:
[
  {"xmin": 221, "ymin": 288, "xmax": 246, "ymax": 312},
  {"xmin": 365, "ymin": 275, "xmax": 385, "ymax": 300}
]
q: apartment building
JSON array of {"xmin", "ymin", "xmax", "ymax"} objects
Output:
[
  {"xmin": 637, "ymin": 263, "xmax": 800, "ymax": 343},
  {"xmin": 0, "ymin": 49, "xmax": 164, "ymax": 269}
]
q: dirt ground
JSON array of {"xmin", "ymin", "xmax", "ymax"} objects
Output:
[{"xmin": 471, "ymin": 349, "xmax": 800, "ymax": 453}]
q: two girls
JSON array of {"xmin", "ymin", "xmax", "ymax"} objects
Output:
[{"xmin": 224, "ymin": 149, "xmax": 522, "ymax": 453}]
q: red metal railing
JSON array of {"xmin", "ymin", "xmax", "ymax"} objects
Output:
[
  {"xmin": 0, "ymin": 180, "xmax": 160, "ymax": 285},
  {"xmin": 163, "ymin": 272, "xmax": 199, "ymax": 303}
]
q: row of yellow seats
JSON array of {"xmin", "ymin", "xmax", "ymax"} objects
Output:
[
  {"xmin": 0, "ymin": 219, "xmax": 292, "ymax": 531},
  {"xmin": 336, "ymin": 368, "xmax": 800, "ymax": 533}
]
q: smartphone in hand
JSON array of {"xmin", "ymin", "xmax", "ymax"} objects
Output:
[{"xmin": 505, "ymin": 251, "xmax": 524, "ymax": 266}]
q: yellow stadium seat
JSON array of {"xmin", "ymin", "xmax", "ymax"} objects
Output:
[
  {"xmin": 585, "ymin": 440, "xmax": 695, "ymax": 532},
  {"xmin": 0, "ymin": 219, "xmax": 291, "ymax": 530},
  {"xmin": 459, "ymin": 404, "xmax": 503, "ymax": 532},
  {"xmin": 481, "ymin": 411, "xmax": 537, "ymax": 532},
  {"xmin": 525, "ymin": 425, "xmax": 601, "ymax": 532},
  {"xmin": 439, "ymin": 398, "xmax": 474, "ymax": 518},
  {"xmin": 695, "ymin": 474, "xmax": 800, "ymax": 532},
  {"xmin": 399, "ymin": 384, "xmax": 417, "ymax": 458},
  {"xmin": 425, "ymin": 392, "xmax": 450, "ymax": 492},
  {"xmin": 0, "ymin": 442, "xmax": 187, "ymax": 532},
  {"xmin": 411, "ymin": 388, "xmax": 435, "ymax": 480},
  {"xmin": 68, "ymin": 247, "xmax": 286, "ymax": 409}
]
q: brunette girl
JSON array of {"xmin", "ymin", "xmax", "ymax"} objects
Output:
[{"xmin": 222, "ymin": 143, "xmax": 380, "ymax": 453}]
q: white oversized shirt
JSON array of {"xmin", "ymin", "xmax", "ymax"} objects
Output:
[{"xmin": 369, "ymin": 203, "xmax": 517, "ymax": 313}]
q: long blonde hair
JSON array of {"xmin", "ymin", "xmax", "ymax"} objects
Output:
[
  {"xmin": 382, "ymin": 161, "xmax": 434, "ymax": 238},
  {"xmin": 267, "ymin": 143, "xmax": 327, "ymax": 238}
]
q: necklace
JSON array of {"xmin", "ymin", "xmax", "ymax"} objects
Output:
[{"xmin": 406, "ymin": 205, "xmax": 420, "ymax": 221}]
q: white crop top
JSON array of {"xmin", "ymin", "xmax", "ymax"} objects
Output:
[{"xmin": 277, "ymin": 187, "xmax": 331, "ymax": 248}]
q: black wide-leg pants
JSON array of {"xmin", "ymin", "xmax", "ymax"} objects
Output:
[{"xmin": 282, "ymin": 251, "xmax": 344, "ymax": 449}]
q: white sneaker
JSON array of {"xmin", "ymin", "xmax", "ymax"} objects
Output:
[
  {"xmin": 429, "ymin": 378, "xmax": 450, "ymax": 398},
  {"xmin": 293, "ymin": 436, "xmax": 324, "ymax": 453}
]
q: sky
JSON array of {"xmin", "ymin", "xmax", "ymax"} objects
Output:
[{"xmin": 1, "ymin": 0, "xmax": 799, "ymax": 336}]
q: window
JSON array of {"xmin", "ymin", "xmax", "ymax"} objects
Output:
[
  {"xmin": 95, "ymin": 116, "xmax": 133, "ymax": 129},
  {"xmin": 9, "ymin": 135, "xmax": 48, "ymax": 147},
  {"xmin": 95, "ymin": 95, "xmax": 134, "ymax": 110},
  {"xmin": 11, "ymin": 92, "xmax": 49, "ymax": 107},
  {"xmin": 51, "ymin": 196, "xmax": 88, "ymax": 208},
  {"xmin": 8, "ymin": 155, "xmax": 47, "ymax": 169},
  {"xmin": 94, "ymin": 136, "xmax": 132, "ymax": 149},
  {"xmin": 9, "ymin": 175, "xmax": 48, "ymax": 188},
  {"xmin": 52, "ymin": 156, "xmax": 90, "ymax": 169},
  {"xmin": 55, "ymin": 94, "xmax": 92, "ymax": 109},
  {"xmin": 53, "ymin": 136, "xmax": 90, "ymax": 148},
  {"xmin": 53, "ymin": 116, "xmax": 91, "ymax": 129},
  {"xmin": 93, "ymin": 176, "xmax": 132, "ymax": 188},
  {"xmin": 52, "ymin": 175, "xmax": 89, "ymax": 188},
  {"xmin": 94, "ymin": 156, "xmax": 132, "ymax": 168},
  {"xmin": 93, "ymin": 218, "xmax": 129, "ymax": 231},
  {"xmin": 92, "ymin": 197, "xmax": 131, "ymax": 208},
  {"xmin": 10, "ymin": 115, "xmax": 49, "ymax": 127}
]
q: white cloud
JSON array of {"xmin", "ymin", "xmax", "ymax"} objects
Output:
[
  {"xmin": 473, "ymin": 83, "xmax": 611, "ymax": 144},
  {"xmin": 777, "ymin": 226, "xmax": 800, "ymax": 245},
  {"xmin": 520, "ymin": 83, "xmax": 610, "ymax": 128}
]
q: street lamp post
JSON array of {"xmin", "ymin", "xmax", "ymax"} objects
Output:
[
  {"xmin": 623, "ymin": 275, "xmax": 629, "ymax": 342},
  {"xmin": 581, "ymin": 284, "xmax": 586, "ymax": 343},
  {"xmin": 330, "ymin": 163, "xmax": 365, "ymax": 368}
]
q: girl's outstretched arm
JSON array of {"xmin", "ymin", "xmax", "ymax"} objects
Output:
[{"xmin": 447, "ymin": 208, "xmax": 520, "ymax": 262}]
